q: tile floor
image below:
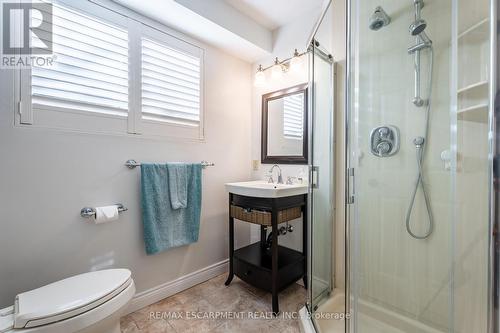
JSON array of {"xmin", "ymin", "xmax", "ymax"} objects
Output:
[{"xmin": 121, "ymin": 273, "xmax": 306, "ymax": 333}]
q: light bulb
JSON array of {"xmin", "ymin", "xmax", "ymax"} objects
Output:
[
  {"xmin": 271, "ymin": 58, "xmax": 283, "ymax": 80},
  {"xmin": 289, "ymin": 49, "xmax": 304, "ymax": 74},
  {"xmin": 271, "ymin": 65, "xmax": 282, "ymax": 79},
  {"xmin": 289, "ymin": 55, "xmax": 304, "ymax": 74},
  {"xmin": 254, "ymin": 69, "xmax": 266, "ymax": 87}
]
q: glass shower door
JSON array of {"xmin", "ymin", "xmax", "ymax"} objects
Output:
[
  {"xmin": 348, "ymin": 1, "xmax": 455, "ymax": 331},
  {"xmin": 308, "ymin": 39, "xmax": 335, "ymax": 312},
  {"xmin": 346, "ymin": 0, "xmax": 493, "ymax": 332}
]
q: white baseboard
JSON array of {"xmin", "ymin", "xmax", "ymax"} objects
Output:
[{"xmin": 125, "ymin": 259, "xmax": 229, "ymax": 314}]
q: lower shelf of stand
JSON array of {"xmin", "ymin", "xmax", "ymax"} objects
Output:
[
  {"xmin": 458, "ymin": 104, "xmax": 488, "ymax": 123},
  {"xmin": 233, "ymin": 242, "xmax": 305, "ymax": 293}
]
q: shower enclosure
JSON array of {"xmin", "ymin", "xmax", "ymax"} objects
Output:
[{"xmin": 346, "ymin": 0, "xmax": 497, "ymax": 332}]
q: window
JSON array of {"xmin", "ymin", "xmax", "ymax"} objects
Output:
[
  {"xmin": 141, "ymin": 38, "xmax": 201, "ymax": 126},
  {"xmin": 32, "ymin": 3, "xmax": 128, "ymax": 117},
  {"xmin": 283, "ymin": 94, "xmax": 304, "ymax": 139},
  {"xmin": 137, "ymin": 26, "xmax": 203, "ymax": 138},
  {"xmin": 18, "ymin": 0, "xmax": 204, "ymax": 140}
]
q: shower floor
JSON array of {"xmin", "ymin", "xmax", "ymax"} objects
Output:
[
  {"xmin": 357, "ymin": 316, "xmax": 406, "ymax": 333},
  {"xmin": 314, "ymin": 289, "xmax": 345, "ymax": 333},
  {"xmin": 312, "ymin": 290, "xmax": 408, "ymax": 333}
]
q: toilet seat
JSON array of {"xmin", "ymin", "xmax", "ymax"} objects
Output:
[{"xmin": 1, "ymin": 269, "xmax": 133, "ymax": 332}]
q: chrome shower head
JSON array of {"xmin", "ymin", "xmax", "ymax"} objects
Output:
[
  {"xmin": 407, "ymin": 17, "xmax": 432, "ymax": 54},
  {"xmin": 369, "ymin": 6, "xmax": 391, "ymax": 31},
  {"xmin": 409, "ymin": 19, "xmax": 427, "ymax": 35}
]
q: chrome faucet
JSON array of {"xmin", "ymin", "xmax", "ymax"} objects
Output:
[{"xmin": 269, "ymin": 165, "xmax": 283, "ymax": 184}]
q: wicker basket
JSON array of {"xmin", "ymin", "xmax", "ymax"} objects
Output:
[{"xmin": 230, "ymin": 205, "xmax": 301, "ymax": 226}]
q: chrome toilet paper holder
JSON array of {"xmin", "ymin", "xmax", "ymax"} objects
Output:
[{"xmin": 80, "ymin": 204, "xmax": 128, "ymax": 218}]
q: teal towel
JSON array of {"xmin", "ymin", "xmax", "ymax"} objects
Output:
[
  {"xmin": 141, "ymin": 163, "xmax": 202, "ymax": 255},
  {"xmin": 167, "ymin": 163, "xmax": 188, "ymax": 209}
]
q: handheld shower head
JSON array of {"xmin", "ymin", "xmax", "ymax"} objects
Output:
[
  {"xmin": 409, "ymin": 19, "xmax": 427, "ymax": 35},
  {"xmin": 369, "ymin": 6, "xmax": 391, "ymax": 31},
  {"xmin": 408, "ymin": 20, "xmax": 432, "ymax": 54}
]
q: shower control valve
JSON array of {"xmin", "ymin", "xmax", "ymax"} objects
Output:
[{"xmin": 370, "ymin": 125, "xmax": 400, "ymax": 157}]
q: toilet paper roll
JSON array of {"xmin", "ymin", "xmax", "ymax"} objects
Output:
[{"xmin": 94, "ymin": 205, "xmax": 119, "ymax": 224}]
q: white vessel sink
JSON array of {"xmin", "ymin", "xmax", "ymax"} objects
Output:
[{"xmin": 225, "ymin": 180, "xmax": 308, "ymax": 198}]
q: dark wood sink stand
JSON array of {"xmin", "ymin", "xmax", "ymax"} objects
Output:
[{"xmin": 224, "ymin": 192, "xmax": 307, "ymax": 315}]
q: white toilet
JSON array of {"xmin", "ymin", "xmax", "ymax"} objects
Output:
[{"xmin": 0, "ymin": 269, "xmax": 135, "ymax": 333}]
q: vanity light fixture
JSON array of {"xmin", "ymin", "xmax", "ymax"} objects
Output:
[{"xmin": 253, "ymin": 49, "xmax": 307, "ymax": 86}]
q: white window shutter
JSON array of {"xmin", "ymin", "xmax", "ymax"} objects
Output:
[
  {"xmin": 283, "ymin": 94, "xmax": 304, "ymax": 139},
  {"xmin": 31, "ymin": 3, "xmax": 129, "ymax": 117},
  {"xmin": 141, "ymin": 38, "xmax": 201, "ymax": 126},
  {"xmin": 19, "ymin": 0, "xmax": 204, "ymax": 139}
]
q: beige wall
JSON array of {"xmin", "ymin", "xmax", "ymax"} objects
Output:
[
  {"xmin": 0, "ymin": 30, "xmax": 253, "ymax": 307},
  {"xmin": 248, "ymin": 0, "xmax": 345, "ymax": 292},
  {"xmin": 249, "ymin": 7, "xmax": 322, "ymax": 249},
  {"xmin": 250, "ymin": 65, "xmax": 309, "ymax": 251}
]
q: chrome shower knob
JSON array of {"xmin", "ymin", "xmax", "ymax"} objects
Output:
[
  {"xmin": 378, "ymin": 127, "xmax": 389, "ymax": 138},
  {"xmin": 377, "ymin": 141, "xmax": 392, "ymax": 155}
]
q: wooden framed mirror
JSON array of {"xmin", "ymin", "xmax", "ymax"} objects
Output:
[{"xmin": 261, "ymin": 83, "xmax": 308, "ymax": 164}]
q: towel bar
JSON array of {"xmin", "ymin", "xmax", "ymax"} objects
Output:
[
  {"xmin": 80, "ymin": 204, "xmax": 128, "ymax": 218},
  {"xmin": 125, "ymin": 159, "xmax": 215, "ymax": 169}
]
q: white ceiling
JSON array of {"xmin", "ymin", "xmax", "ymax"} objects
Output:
[
  {"xmin": 113, "ymin": 0, "xmax": 273, "ymax": 62},
  {"xmin": 224, "ymin": 0, "xmax": 324, "ymax": 30},
  {"xmin": 112, "ymin": 0, "xmax": 326, "ymax": 63}
]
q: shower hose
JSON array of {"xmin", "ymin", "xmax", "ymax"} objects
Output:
[{"xmin": 405, "ymin": 47, "xmax": 434, "ymax": 240}]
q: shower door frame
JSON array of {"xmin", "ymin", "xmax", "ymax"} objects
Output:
[
  {"xmin": 490, "ymin": 0, "xmax": 499, "ymax": 332},
  {"xmin": 344, "ymin": 0, "xmax": 354, "ymax": 331},
  {"xmin": 306, "ymin": 37, "xmax": 336, "ymax": 317},
  {"xmin": 345, "ymin": 0, "xmax": 500, "ymax": 332}
]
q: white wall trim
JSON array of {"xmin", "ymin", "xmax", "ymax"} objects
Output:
[{"xmin": 125, "ymin": 259, "xmax": 228, "ymax": 314}]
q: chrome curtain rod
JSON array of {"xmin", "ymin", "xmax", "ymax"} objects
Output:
[{"xmin": 125, "ymin": 159, "xmax": 215, "ymax": 169}]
